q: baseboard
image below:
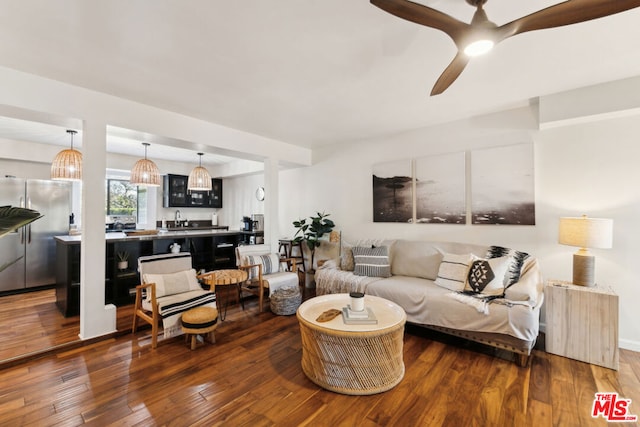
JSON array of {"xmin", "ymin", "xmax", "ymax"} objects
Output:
[{"xmin": 619, "ymin": 339, "xmax": 640, "ymax": 353}]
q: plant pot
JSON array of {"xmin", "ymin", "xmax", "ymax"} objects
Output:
[
  {"xmin": 304, "ymin": 272, "xmax": 316, "ymax": 289},
  {"xmin": 118, "ymin": 261, "xmax": 128, "ymax": 271}
]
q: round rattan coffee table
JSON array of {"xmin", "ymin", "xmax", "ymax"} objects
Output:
[{"xmin": 296, "ymin": 293, "xmax": 406, "ymax": 395}]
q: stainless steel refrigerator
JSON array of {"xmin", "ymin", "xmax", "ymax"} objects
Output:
[{"xmin": 0, "ymin": 178, "xmax": 71, "ymax": 292}]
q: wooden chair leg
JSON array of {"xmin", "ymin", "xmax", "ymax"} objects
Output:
[
  {"xmin": 151, "ymin": 316, "xmax": 158, "ymax": 349},
  {"xmin": 190, "ymin": 335, "xmax": 197, "ymax": 350}
]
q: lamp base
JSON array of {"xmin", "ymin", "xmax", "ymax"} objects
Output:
[{"xmin": 573, "ymin": 252, "xmax": 595, "ymax": 286}]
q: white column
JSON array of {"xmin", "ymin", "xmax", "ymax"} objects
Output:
[
  {"xmin": 264, "ymin": 157, "xmax": 279, "ymax": 251},
  {"xmin": 79, "ymin": 120, "xmax": 116, "ymax": 339}
]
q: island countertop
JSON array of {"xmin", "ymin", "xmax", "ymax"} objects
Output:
[{"xmin": 54, "ymin": 228, "xmax": 250, "ymax": 245}]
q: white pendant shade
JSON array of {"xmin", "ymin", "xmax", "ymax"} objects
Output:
[
  {"xmin": 51, "ymin": 130, "xmax": 82, "ymax": 181},
  {"xmin": 130, "ymin": 143, "xmax": 161, "ymax": 187},
  {"xmin": 187, "ymin": 152, "xmax": 212, "ymax": 191}
]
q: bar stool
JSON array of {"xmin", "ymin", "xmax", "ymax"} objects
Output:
[{"xmin": 278, "ymin": 239, "xmax": 306, "ymax": 274}]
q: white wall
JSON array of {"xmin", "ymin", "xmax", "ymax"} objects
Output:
[{"xmin": 279, "ymin": 104, "xmax": 640, "ymax": 351}]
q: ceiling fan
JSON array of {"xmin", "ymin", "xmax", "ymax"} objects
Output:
[{"xmin": 370, "ymin": 0, "xmax": 640, "ymax": 95}]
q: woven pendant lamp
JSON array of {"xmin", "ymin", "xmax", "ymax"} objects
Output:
[
  {"xmin": 51, "ymin": 130, "xmax": 82, "ymax": 181},
  {"xmin": 130, "ymin": 142, "xmax": 161, "ymax": 187},
  {"xmin": 187, "ymin": 152, "xmax": 212, "ymax": 191}
]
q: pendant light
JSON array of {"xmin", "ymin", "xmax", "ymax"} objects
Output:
[
  {"xmin": 187, "ymin": 152, "xmax": 212, "ymax": 191},
  {"xmin": 130, "ymin": 142, "xmax": 161, "ymax": 187},
  {"xmin": 51, "ymin": 130, "xmax": 82, "ymax": 181}
]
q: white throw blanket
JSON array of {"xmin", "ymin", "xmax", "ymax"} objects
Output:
[
  {"xmin": 144, "ymin": 290, "xmax": 217, "ymax": 339},
  {"xmin": 264, "ymin": 271, "xmax": 299, "ymax": 296},
  {"xmin": 447, "ymin": 292, "xmax": 492, "ymax": 315}
]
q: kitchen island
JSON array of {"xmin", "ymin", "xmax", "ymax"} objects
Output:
[{"xmin": 54, "ymin": 228, "xmax": 259, "ymax": 317}]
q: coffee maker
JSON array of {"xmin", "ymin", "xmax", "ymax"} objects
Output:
[
  {"xmin": 251, "ymin": 214, "xmax": 264, "ymax": 231},
  {"xmin": 241, "ymin": 216, "xmax": 252, "ymax": 231}
]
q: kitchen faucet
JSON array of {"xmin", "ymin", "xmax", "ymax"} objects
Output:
[{"xmin": 175, "ymin": 210, "xmax": 182, "ymax": 227}]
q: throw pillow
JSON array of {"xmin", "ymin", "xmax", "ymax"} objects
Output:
[
  {"xmin": 143, "ymin": 269, "xmax": 202, "ymax": 300},
  {"xmin": 435, "ymin": 253, "xmax": 474, "ymax": 292},
  {"xmin": 353, "ymin": 246, "xmax": 391, "ymax": 278},
  {"xmin": 340, "ymin": 241, "xmax": 355, "ymax": 271},
  {"xmin": 464, "ymin": 256, "xmax": 512, "ymax": 296},
  {"xmin": 245, "ymin": 253, "xmax": 281, "ymax": 279},
  {"xmin": 486, "ymin": 245, "xmax": 530, "ymax": 287}
]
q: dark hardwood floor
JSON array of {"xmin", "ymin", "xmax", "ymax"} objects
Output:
[{"xmin": 0, "ymin": 289, "xmax": 639, "ymax": 426}]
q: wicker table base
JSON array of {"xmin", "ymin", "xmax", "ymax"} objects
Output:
[{"xmin": 296, "ymin": 294, "xmax": 406, "ymax": 395}]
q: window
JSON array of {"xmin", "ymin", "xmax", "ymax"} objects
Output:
[{"xmin": 105, "ymin": 179, "xmax": 148, "ymax": 223}]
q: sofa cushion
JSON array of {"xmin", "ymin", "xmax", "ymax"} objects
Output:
[
  {"xmin": 435, "ymin": 252, "xmax": 474, "ymax": 292},
  {"xmin": 353, "ymin": 246, "xmax": 391, "ymax": 278},
  {"xmin": 486, "ymin": 245, "xmax": 530, "ymax": 287},
  {"xmin": 143, "ymin": 269, "xmax": 202, "ymax": 300},
  {"xmin": 391, "ymin": 240, "xmax": 443, "ymax": 280},
  {"xmin": 464, "ymin": 256, "xmax": 512, "ymax": 296},
  {"xmin": 504, "ymin": 259, "xmax": 542, "ymax": 303}
]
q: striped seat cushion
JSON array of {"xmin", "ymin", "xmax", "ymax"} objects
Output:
[{"xmin": 352, "ymin": 246, "xmax": 391, "ymax": 278}]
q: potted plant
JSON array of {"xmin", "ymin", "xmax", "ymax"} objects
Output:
[
  {"xmin": 292, "ymin": 212, "xmax": 335, "ymax": 273},
  {"xmin": 116, "ymin": 251, "xmax": 129, "ymax": 271}
]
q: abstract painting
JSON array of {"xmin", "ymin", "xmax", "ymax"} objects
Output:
[
  {"xmin": 471, "ymin": 143, "xmax": 535, "ymax": 225},
  {"xmin": 415, "ymin": 152, "xmax": 465, "ymax": 224},
  {"xmin": 373, "ymin": 159, "xmax": 412, "ymax": 223}
]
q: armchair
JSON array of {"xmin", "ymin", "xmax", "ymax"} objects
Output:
[
  {"xmin": 235, "ymin": 244, "xmax": 299, "ymax": 313},
  {"xmin": 132, "ymin": 252, "xmax": 217, "ymax": 349}
]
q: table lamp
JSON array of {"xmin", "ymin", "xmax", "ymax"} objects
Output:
[{"xmin": 558, "ymin": 215, "xmax": 613, "ymax": 286}]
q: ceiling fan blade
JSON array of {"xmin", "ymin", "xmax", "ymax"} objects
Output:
[
  {"xmin": 430, "ymin": 51, "xmax": 470, "ymax": 96},
  {"xmin": 370, "ymin": 0, "xmax": 470, "ymax": 43},
  {"xmin": 498, "ymin": 0, "xmax": 640, "ymax": 40}
]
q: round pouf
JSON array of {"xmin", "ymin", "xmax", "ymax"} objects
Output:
[
  {"xmin": 181, "ymin": 306, "xmax": 219, "ymax": 350},
  {"xmin": 270, "ymin": 286, "xmax": 302, "ymax": 315}
]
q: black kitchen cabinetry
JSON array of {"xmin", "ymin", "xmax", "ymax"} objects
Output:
[
  {"xmin": 55, "ymin": 233, "xmax": 241, "ymax": 317},
  {"xmin": 55, "ymin": 241, "xmax": 80, "ymax": 317},
  {"xmin": 163, "ymin": 174, "xmax": 223, "ymax": 208}
]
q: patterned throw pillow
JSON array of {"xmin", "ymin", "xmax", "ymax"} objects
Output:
[
  {"xmin": 340, "ymin": 241, "xmax": 355, "ymax": 271},
  {"xmin": 353, "ymin": 246, "xmax": 391, "ymax": 278},
  {"xmin": 464, "ymin": 256, "xmax": 512, "ymax": 296},
  {"xmin": 245, "ymin": 253, "xmax": 281, "ymax": 279},
  {"xmin": 486, "ymin": 245, "xmax": 530, "ymax": 287},
  {"xmin": 435, "ymin": 253, "xmax": 473, "ymax": 292}
]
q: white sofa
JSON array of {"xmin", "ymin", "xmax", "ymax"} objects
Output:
[{"xmin": 315, "ymin": 239, "xmax": 544, "ymax": 366}]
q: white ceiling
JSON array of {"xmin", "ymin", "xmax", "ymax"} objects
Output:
[{"xmin": 1, "ymin": 0, "xmax": 639, "ymax": 157}]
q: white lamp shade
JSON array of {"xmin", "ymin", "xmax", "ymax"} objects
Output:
[
  {"xmin": 558, "ymin": 216, "xmax": 613, "ymax": 249},
  {"xmin": 51, "ymin": 148, "xmax": 82, "ymax": 181},
  {"xmin": 187, "ymin": 166, "xmax": 212, "ymax": 191},
  {"xmin": 130, "ymin": 158, "xmax": 161, "ymax": 186}
]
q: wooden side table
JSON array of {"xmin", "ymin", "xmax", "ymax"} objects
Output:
[
  {"xmin": 545, "ymin": 280, "xmax": 619, "ymax": 370},
  {"xmin": 200, "ymin": 269, "xmax": 248, "ymax": 320}
]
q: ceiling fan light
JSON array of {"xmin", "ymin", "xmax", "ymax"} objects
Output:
[
  {"xmin": 187, "ymin": 152, "xmax": 212, "ymax": 191},
  {"xmin": 130, "ymin": 142, "xmax": 161, "ymax": 187},
  {"xmin": 51, "ymin": 130, "xmax": 82, "ymax": 181},
  {"xmin": 464, "ymin": 39, "xmax": 494, "ymax": 57}
]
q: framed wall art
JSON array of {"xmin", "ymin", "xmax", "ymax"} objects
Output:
[
  {"xmin": 415, "ymin": 152, "xmax": 465, "ymax": 224},
  {"xmin": 372, "ymin": 159, "xmax": 412, "ymax": 223},
  {"xmin": 471, "ymin": 143, "xmax": 535, "ymax": 225}
]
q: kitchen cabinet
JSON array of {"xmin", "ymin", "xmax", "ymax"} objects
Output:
[
  {"xmin": 163, "ymin": 174, "xmax": 223, "ymax": 208},
  {"xmin": 55, "ymin": 231, "xmax": 241, "ymax": 316}
]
